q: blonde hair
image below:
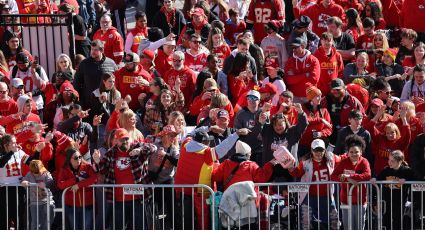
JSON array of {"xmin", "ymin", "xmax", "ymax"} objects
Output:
[
  {"xmin": 401, "ymin": 100, "xmax": 416, "ymax": 117},
  {"xmin": 373, "ymin": 31, "xmax": 389, "ymax": 50},
  {"xmin": 210, "ymin": 93, "xmax": 230, "ymax": 108},
  {"xmin": 29, "ymin": 160, "xmax": 47, "ymax": 175},
  {"xmin": 119, "ymin": 110, "xmax": 144, "ymax": 142},
  {"xmin": 203, "ymin": 78, "xmax": 217, "ymax": 90},
  {"xmin": 56, "ymin": 54, "xmax": 75, "ymax": 73},
  {"xmin": 385, "ymin": 123, "xmax": 401, "ymax": 140}
]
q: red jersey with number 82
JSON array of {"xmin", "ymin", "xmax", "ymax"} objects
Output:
[{"xmin": 246, "ymin": 0, "xmax": 285, "ymax": 43}]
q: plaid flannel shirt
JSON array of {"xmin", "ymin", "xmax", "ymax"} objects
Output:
[{"xmin": 97, "ymin": 143, "xmax": 157, "ymax": 200}]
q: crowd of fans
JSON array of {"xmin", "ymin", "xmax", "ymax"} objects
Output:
[{"xmin": 0, "ymin": 0, "xmax": 425, "ymax": 229}]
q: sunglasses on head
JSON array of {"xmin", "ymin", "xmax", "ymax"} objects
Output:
[{"xmin": 73, "ymin": 155, "xmax": 82, "ymax": 160}]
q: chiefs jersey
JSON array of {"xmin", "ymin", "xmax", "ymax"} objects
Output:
[
  {"xmin": 93, "ymin": 26, "xmax": 124, "ymax": 64},
  {"xmin": 246, "ymin": 0, "xmax": 285, "ymax": 43},
  {"xmin": 184, "ymin": 50, "xmax": 209, "ymax": 73},
  {"xmin": 114, "ymin": 64, "xmax": 152, "ymax": 110},
  {"xmin": 212, "ymin": 44, "xmax": 231, "ymax": 68},
  {"xmin": 0, "ymin": 150, "xmax": 30, "ymax": 184}
]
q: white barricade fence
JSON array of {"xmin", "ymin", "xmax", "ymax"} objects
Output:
[
  {"xmin": 59, "ymin": 184, "xmax": 215, "ymax": 230},
  {"xmin": 0, "ymin": 183, "xmax": 53, "ymax": 230}
]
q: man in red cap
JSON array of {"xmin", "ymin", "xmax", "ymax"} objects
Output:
[
  {"xmin": 114, "ymin": 52, "xmax": 152, "ymax": 110},
  {"xmin": 260, "ymin": 20, "xmax": 288, "ymax": 68},
  {"xmin": 93, "ymin": 128, "xmax": 157, "ymax": 230},
  {"xmin": 284, "ymin": 37, "xmax": 321, "ymax": 103},
  {"xmin": 246, "ymin": 0, "xmax": 285, "ymax": 43},
  {"xmin": 178, "ymin": 8, "xmax": 211, "ymax": 43}
]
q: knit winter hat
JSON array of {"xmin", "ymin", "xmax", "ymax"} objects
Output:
[
  {"xmin": 384, "ymin": 48, "xmax": 398, "ymax": 61},
  {"xmin": 305, "ymin": 83, "xmax": 321, "ymax": 101},
  {"xmin": 235, "ymin": 141, "xmax": 251, "ymax": 155}
]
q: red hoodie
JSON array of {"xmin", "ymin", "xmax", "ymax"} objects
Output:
[
  {"xmin": 154, "ymin": 49, "xmax": 172, "ymax": 77},
  {"xmin": 114, "ymin": 64, "xmax": 152, "ymax": 110},
  {"xmin": 400, "ymin": 0, "xmax": 425, "ymax": 32},
  {"xmin": 284, "ymin": 51, "xmax": 321, "ymax": 97},
  {"xmin": 313, "ymin": 47, "xmax": 344, "ymax": 95},
  {"xmin": 381, "ymin": 0, "xmax": 404, "ymax": 27},
  {"xmin": 364, "ymin": 120, "xmax": 411, "ymax": 175},
  {"xmin": 57, "ymin": 163, "xmax": 97, "ymax": 207},
  {"xmin": 331, "ymin": 156, "xmax": 371, "ymax": 204},
  {"xmin": 93, "ymin": 26, "xmax": 124, "ymax": 64},
  {"xmin": 395, "ymin": 116, "xmax": 423, "ymax": 143},
  {"xmin": 294, "ymin": 2, "xmax": 345, "ymax": 36},
  {"xmin": 21, "ymin": 137, "xmax": 53, "ymax": 176}
]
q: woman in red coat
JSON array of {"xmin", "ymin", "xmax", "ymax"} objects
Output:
[
  {"xmin": 227, "ymin": 53, "xmax": 257, "ymax": 105},
  {"xmin": 57, "ymin": 148, "xmax": 97, "ymax": 230},
  {"xmin": 299, "ymin": 84, "xmax": 333, "ymax": 157},
  {"xmin": 364, "ymin": 104, "xmax": 411, "ymax": 175}
]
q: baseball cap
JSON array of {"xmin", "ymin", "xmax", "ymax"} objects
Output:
[
  {"xmin": 123, "ymin": 52, "xmax": 140, "ymax": 63},
  {"xmin": 192, "ymin": 8, "xmax": 205, "ymax": 16},
  {"xmin": 265, "ymin": 57, "xmax": 279, "ymax": 69},
  {"xmin": 16, "ymin": 52, "xmax": 29, "ymax": 64},
  {"xmin": 142, "ymin": 49, "xmax": 155, "ymax": 60},
  {"xmin": 293, "ymin": 15, "xmax": 311, "ymax": 28},
  {"xmin": 164, "ymin": 39, "xmax": 176, "ymax": 46},
  {"xmin": 114, "ymin": 128, "xmax": 130, "ymax": 140},
  {"xmin": 246, "ymin": 90, "xmax": 260, "ymax": 100},
  {"xmin": 235, "ymin": 141, "xmax": 251, "ymax": 155},
  {"xmin": 370, "ymin": 98, "xmax": 384, "ymax": 107},
  {"xmin": 156, "ymin": 125, "xmax": 178, "ymax": 137},
  {"xmin": 193, "ymin": 129, "xmax": 214, "ymax": 143},
  {"xmin": 290, "ymin": 37, "xmax": 306, "ymax": 47},
  {"xmin": 11, "ymin": 78, "xmax": 24, "ymax": 88},
  {"xmin": 330, "ymin": 78, "xmax": 345, "ymax": 90},
  {"xmin": 217, "ymin": 109, "xmax": 229, "ymax": 120},
  {"xmin": 258, "ymin": 83, "xmax": 278, "ymax": 95},
  {"xmin": 311, "ymin": 139, "xmax": 326, "ymax": 150}
]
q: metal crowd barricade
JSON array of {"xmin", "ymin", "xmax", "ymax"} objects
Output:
[
  {"xmin": 59, "ymin": 184, "xmax": 215, "ymax": 230},
  {"xmin": 0, "ymin": 183, "xmax": 52, "ymax": 230},
  {"xmin": 0, "ymin": 13, "xmax": 76, "ymax": 77}
]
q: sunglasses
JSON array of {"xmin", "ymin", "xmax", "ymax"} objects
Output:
[
  {"xmin": 247, "ymin": 96, "xmax": 259, "ymax": 101},
  {"xmin": 73, "ymin": 155, "xmax": 82, "ymax": 160},
  {"xmin": 0, "ymin": 90, "xmax": 7, "ymax": 94},
  {"xmin": 379, "ymin": 91, "xmax": 391, "ymax": 95},
  {"xmin": 191, "ymin": 40, "xmax": 201, "ymax": 44},
  {"xmin": 172, "ymin": 59, "xmax": 182, "ymax": 62}
]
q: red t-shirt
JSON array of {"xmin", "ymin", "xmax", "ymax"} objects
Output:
[
  {"xmin": 114, "ymin": 150, "xmax": 139, "ymax": 201},
  {"xmin": 310, "ymin": 160, "xmax": 331, "ymax": 196},
  {"xmin": 114, "ymin": 65, "xmax": 152, "ymax": 110},
  {"xmin": 356, "ymin": 34, "xmax": 374, "ymax": 50},
  {"xmin": 184, "ymin": 51, "xmax": 209, "ymax": 73}
]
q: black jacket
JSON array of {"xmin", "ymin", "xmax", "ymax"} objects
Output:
[
  {"xmin": 73, "ymin": 55, "xmax": 117, "ymax": 109},
  {"xmin": 409, "ymin": 134, "xmax": 425, "ymax": 180},
  {"xmin": 152, "ymin": 9, "xmax": 186, "ymax": 38}
]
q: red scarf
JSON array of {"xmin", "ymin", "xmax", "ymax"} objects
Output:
[
  {"xmin": 160, "ymin": 6, "xmax": 176, "ymax": 27},
  {"xmin": 192, "ymin": 18, "xmax": 208, "ymax": 31}
]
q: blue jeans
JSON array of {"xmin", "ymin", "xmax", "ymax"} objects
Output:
[
  {"xmin": 65, "ymin": 205, "xmax": 93, "ymax": 230},
  {"xmin": 114, "ymin": 200, "xmax": 147, "ymax": 230},
  {"xmin": 30, "ymin": 203, "xmax": 54, "ymax": 230}
]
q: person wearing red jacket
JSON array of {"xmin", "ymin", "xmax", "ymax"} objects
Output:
[
  {"xmin": 124, "ymin": 11, "xmax": 148, "ymax": 54},
  {"xmin": 346, "ymin": 79, "xmax": 370, "ymax": 107},
  {"xmin": 163, "ymin": 51, "xmax": 197, "ymax": 111},
  {"xmin": 299, "ymin": 84, "xmax": 333, "ymax": 156},
  {"xmin": 293, "ymin": 0, "xmax": 345, "ymax": 36},
  {"xmin": 284, "ymin": 37, "xmax": 321, "ymax": 102},
  {"xmin": 0, "ymin": 95, "xmax": 41, "ymax": 136},
  {"xmin": 57, "ymin": 148, "xmax": 97, "ymax": 230},
  {"xmin": 394, "ymin": 100, "xmax": 424, "ymax": 143},
  {"xmin": 331, "ymin": 134, "xmax": 371, "ymax": 230},
  {"xmin": 93, "ymin": 14, "xmax": 124, "ymax": 64},
  {"xmin": 362, "ymin": 98, "xmax": 392, "ymax": 133},
  {"xmin": 314, "ymin": 32, "xmax": 344, "ymax": 95},
  {"xmin": 146, "ymin": 34, "xmax": 176, "ymax": 77},
  {"xmin": 246, "ymin": 0, "xmax": 285, "ymax": 44},
  {"xmin": 0, "ymin": 82, "xmax": 18, "ymax": 117},
  {"xmin": 190, "ymin": 78, "xmax": 219, "ymax": 118},
  {"xmin": 364, "ymin": 104, "xmax": 411, "ymax": 175},
  {"xmin": 114, "ymin": 52, "xmax": 152, "ymax": 111},
  {"xmin": 224, "ymin": 9, "xmax": 246, "ymax": 46},
  {"xmin": 20, "ymin": 125, "xmax": 53, "ymax": 176}
]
